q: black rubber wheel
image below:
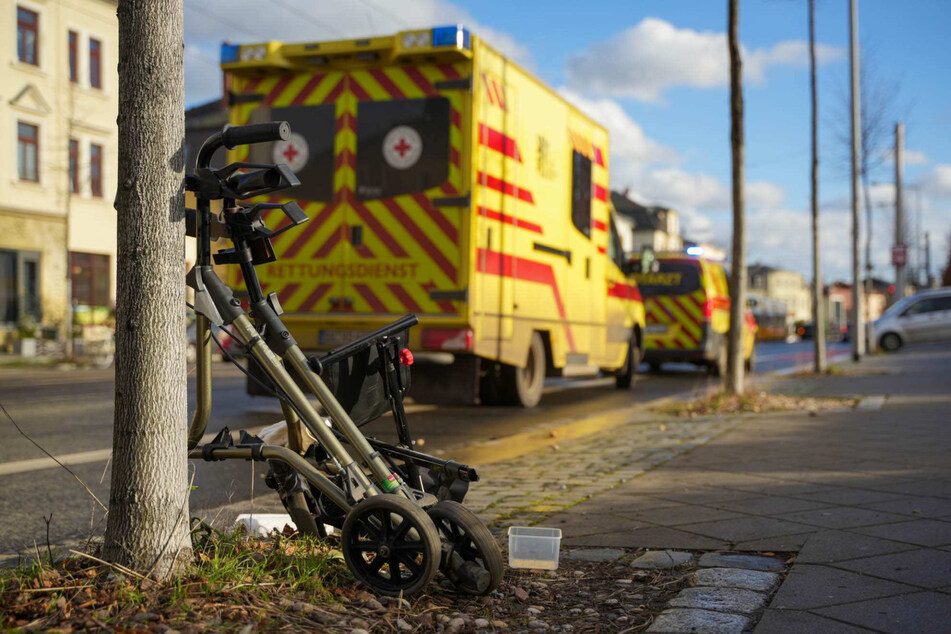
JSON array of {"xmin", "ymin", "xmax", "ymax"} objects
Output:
[
  {"xmin": 648, "ymin": 361, "xmax": 662, "ymax": 373},
  {"xmin": 501, "ymin": 332, "xmax": 546, "ymax": 407},
  {"xmin": 615, "ymin": 337, "xmax": 640, "ymax": 389},
  {"xmin": 427, "ymin": 501, "xmax": 503, "ymax": 595},
  {"xmin": 341, "ymin": 495, "xmax": 441, "ymax": 597},
  {"xmin": 879, "ymin": 332, "xmax": 903, "ymax": 352}
]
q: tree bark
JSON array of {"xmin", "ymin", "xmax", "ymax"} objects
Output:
[
  {"xmin": 726, "ymin": 0, "xmax": 746, "ymax": 395},
  {"xmin": 103, "ymin": 0, "xmax": 190, "ymax": 577},
  {"xmin": 810, "ymin": 0, "xmax": 827, "ymax": 373}
]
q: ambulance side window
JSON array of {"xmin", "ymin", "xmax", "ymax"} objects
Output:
[
  {"xmin": 571, "ymin": 151, "xmax": 592, "ymax": 238},
  {"xmin": 356, "ymin": 97, "xmax": 450, "ymax": 200},
  {"xmin": 608, "ymin": 216, "xmax": 625, "ymax": 270}
]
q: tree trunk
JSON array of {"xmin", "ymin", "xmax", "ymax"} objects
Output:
[
  {"xmin": 102, "ymin": 0, "xmax": 190, "ymax": 577},
  {"xmin": 726, "ymin": 0, "xmax": 746, "ymax": 395},
  {"xmin": 809, "ymin": 0, "xmax": 827, "ymax": 373}
]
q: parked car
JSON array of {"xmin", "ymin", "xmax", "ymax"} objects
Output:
[{"xmin": 872, "ymin": 287, "xmax": 951, "ymax": 351}]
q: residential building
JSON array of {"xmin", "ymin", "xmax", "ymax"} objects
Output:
[
  {"xmin": 610, "ymin": 190, "xmax": 683, "ymax": 257},
  {"xmin": 747, "ymin": 264, "xmax": 812, "ymax": 324},
  {"xmin": 1, "ymin": 1, "xmax": 118, "ymax": 348},
  {"xmin": 826, "ymin": 280, "xmax": 888, "ymax": 334}
]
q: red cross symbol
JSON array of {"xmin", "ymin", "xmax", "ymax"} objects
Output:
[
  {"xmin": 282, "ymin": 143, "xmax": 300, "ymax": 163},
  {"xmin": 393, "ymin": 137, "xmax": 412, "ymax": 157}
]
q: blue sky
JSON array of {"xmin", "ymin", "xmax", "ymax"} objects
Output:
[{"xmin": 183, "ymin": 0, "xmax": 951, "ymax": 282}]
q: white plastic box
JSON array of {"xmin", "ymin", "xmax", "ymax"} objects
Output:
[{"xmin": 508, "ymin": 526, "xmax": 562, "ymax": 570}]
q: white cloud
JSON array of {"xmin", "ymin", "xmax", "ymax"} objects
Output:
[
  {"xmin": 565, "ymin": 18, "xmax": 844, "ymax": 102},
  {"xmin": 184, "ymin": 0, "xmax": 532, "ymax": 105},
  {"xmin": 881, "ymin": 147, "xmax": 929, "ymax": 167},
  {"xmin": 923, "ymin": 164, "xmax": 951, "ymax": 198},
  {"xmin": 746, "ymin": 181, "xmax": 786, "ymax": 208},
  {"xmin": 558, "ymin": 88, "xmax": 678, "ymax": 165}
]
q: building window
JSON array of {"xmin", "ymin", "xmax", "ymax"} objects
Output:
[
  {"xmin": 70, "ymin": 252, "xmax": 110, "ymax": 307},
  {"xmin": 89, "ymin": 38, "xmax": 102, "ymax": 89},
  {"xmin": 1, "ymin": 250, "xmax": 41, "ymax": 325},
  {"xmin": 17, "ymin": 122, "xmax": 39, "ymax": 182},
  {"xmin": 570, "ymin": 150, "xmax": 592, "ymax": 238},
  {"xmin": 69, "ymin": 139, "xmax": 79, "ymax": 193},
  {"xmin": 17, "ymin": 7, "xmax": 39, "ymax": 66},
  {"xmin": 90, "ymin": 143, "xmax": 102, "ymax": 197},
  {"xmin": 68, "ymin": 30, "xmax": 78, "ymax": 82}
]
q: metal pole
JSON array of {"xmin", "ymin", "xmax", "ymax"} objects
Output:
[
  {"xmin": 849, "ymin": 0, "xmax": 864, "ymax": 360},
  {"xmin": 809, "ymin": 0, "xmax": 826, "ymax": 373},
  {"xmin": 895, "ymin": 122, "xmax": 905, "ymax": 299},
  {"xmin": 924, "ymin": 231, "xmax": 932, "ymax": 288}
]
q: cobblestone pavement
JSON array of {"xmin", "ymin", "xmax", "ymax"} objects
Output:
[{"xmin": 463, "ymin": 413, "xmax": 745, "ymax": 534}]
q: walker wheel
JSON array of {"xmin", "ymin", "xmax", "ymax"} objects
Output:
[
  {"xmin": 340, "ymin": 495, "xmax": 441, "ymax": 596},
  {"xmin": 427, "ymin": 500, "xmax": 504, "ymax": 595}
]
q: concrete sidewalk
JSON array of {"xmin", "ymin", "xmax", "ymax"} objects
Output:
[{"xmin": 546, "ymin": 345, "xmax": 951, "ymax": 633}]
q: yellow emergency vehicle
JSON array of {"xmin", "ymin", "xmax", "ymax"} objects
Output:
[
  {"xmin": 634, "ymin": 254, "xmax": 756, "ymax": 374},
  {"xmin": 219, "ymin": 26, "xmax": 645, "ymax": 407}
]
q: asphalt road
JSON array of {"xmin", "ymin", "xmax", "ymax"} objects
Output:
[{"xmin": 0, "ymin": 339, "xmax": 848, "ymax": 557}]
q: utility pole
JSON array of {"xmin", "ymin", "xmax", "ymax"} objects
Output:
[
  {"xmin": 726, "ymin": 0, "xmax": 747, "ymax": 395},
  {"xmin": 894, "ymin": 122, "xmax": 905, "ymax": 299},
  {"xmin": 924, "ymin": 231, "xmax": 932, "ymax": 287},
  {"xmin": 849, "ymin": 0, "xmax": 864, "ymax": 360},
  {"xmin": 809, "ymin": 0, "xmax": 826, "ymax": 373}
]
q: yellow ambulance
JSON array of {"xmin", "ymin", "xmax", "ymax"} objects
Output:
[
  {"xmin": 219, "ymin": 26, "xmax": 645, "ymax": 406},
  {"xmin": 634, "ymin": 254, "xmax": 756, "ymax": 374}
]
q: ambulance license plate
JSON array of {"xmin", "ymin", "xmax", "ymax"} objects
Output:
[
  {"xmin": 645, "ymin": 324, "xmax": 669, "ymax": 334},
  {"xmin": 319, "ymin": 329, "xmax": 367, "ymax": 347}
]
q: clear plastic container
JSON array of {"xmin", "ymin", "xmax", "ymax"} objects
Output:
[{"xmin": 508, "ymin": 526, "xmax": 562, "ymax": 570}]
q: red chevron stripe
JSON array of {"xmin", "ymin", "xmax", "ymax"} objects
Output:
[
  {"xmin": 349, "ymin": 75, "xmax": 371, "ymax": 101},
  {"xmin": 439, "ymin": 64, "xmax": 461, "ymax": 79},
  {"xmin": 297, "ymin": 283, "xmax": 332, "ymax": 312},
  {"xmin": 334, "ymin": 148, "xmax": 356, "ymax": 169},
  {"xmin": 477, "ymin": 206, "xmax": 543, "ymax": 234},
  {"xmin": 476, "ymin": 248, "xmax": 575, "ymax": 351},
  {"xmin": 593, "ymin": 145, "xmax": 605, "ymax": 167},
  {"xmin": 411, "ymin": 193, "xmax": 458, "ymax": 242},
  {"xmin": 282, "ymin": 198, "xmax": 340, "ymax": 259},
  {"xmin": 277, "ymin": 282, "xmax": 300, "ymax": 307},
  {"xmin": 422, "ymin": 281, "xmax": 455, "ymax": 314},
  {"xmin": 478, "ymin": 124, "xmax": 522, "ymax": 162},
  {"xmin": 354, "ymin": 241, "xmax": 375, "ymax": 259},
  {"xmin": 369, "ymin": 69, "xmax": 405, "ymax": 99},
  {"xmin": 353, "ymin": 283, "xmax": 387, "ymax": 313},
  {"xmin": 387, "ymin": 283, "xmax": 422, "ymax": 313},
  {"xmin": 314, "ymin": 225, "xmax": 345, "ymax": 258},
  {"xmin": 594, "ymin": 184, "xmax": 608, "ymax": 202},
  {"xmin": 450, "ymin": 147, "xmax": 460, "ymax": 168},
  {"xmin": 351, "ymin": 198, "xmax": 409, "ymax": 258},
  {"xmin": 403, "ymin": 66, "xmax": 437, "ymax": 96},
  {"xmin": 242, "ymin": 77, "xmax": 262, "ymax": 93},
  {"xmin": 335, "ymin": 112, "xmax": 355, "ymax": 132},
  {"xmin": 440, "ymin": 182, "xmax": 456, "ymax": 195},
  {"xmin": 607, "ymin": 281, "xmax": 642, "ymax": 302},
  {"xmin": 291, "ymin": 73, "xmax": 326, "ymax": 105},
  {"xmin": 380, "ymin": 199, "xmax": 456, "ymax": 282},
  {"xmin": 598, "ymin": 246, "xmax": 607, "ymax": 254},
  {"xmin": 323, "ymin": 77, "xmax": 346, "ymax": 103},
  {"xmin": 478, "ymin": 172, "xmax": 535, "ymax": 204},
  {"xmin": 592, "ymin": 219, "xmax": 607, "ymax": 231},
  {"xmin": 451, "ymin": 108, "xmax": 461, "ymax": 128},
  {"xmin": 262, "ymin": 75, "xmax": 294, "ymax": 106}
]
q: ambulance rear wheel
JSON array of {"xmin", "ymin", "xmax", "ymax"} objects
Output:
[
  {"xmin": 615, "ymin": 337, "xmax": 640, "ymax": 389},
  {"xmin": 501, "ymin": 332, "xmax": 546, "ymax": 407}
]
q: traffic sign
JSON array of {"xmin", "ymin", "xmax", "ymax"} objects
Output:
[{"xmin": 891, "ymin": 245, "xmax": 908, "ymax": 267}]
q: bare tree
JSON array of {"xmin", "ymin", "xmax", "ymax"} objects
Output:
[
  {"xmin": 102, "ymin": 0, "xmax": 191, "ymax": 577},
  {"xmin": 726, "ymin": 0, "xmax": 747, "ymax": 395},
  {"xmin": 809, "ymin": 0, "xmax": 826, "ymax": 372}
]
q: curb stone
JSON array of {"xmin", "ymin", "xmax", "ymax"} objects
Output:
[
  {"xmin": 630, "ymin": 550, "xmax": 694, "ymax": 569},
  {"xmin": 647, "ymin": 608, "xmax": 751, "ymax": 634},
  {"xmin": 698, "ymin": 552, "xmax": 785, "ymax": 572},
  {"xmin": 692, "ymin": 567, "xmax": 780, "ymax": 593},
  {"xmin": 669, "ymin": 587, "xmax": 769, "ymax": 615}
]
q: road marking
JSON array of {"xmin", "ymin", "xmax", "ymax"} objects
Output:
[
  {"xmin": 856, "ymin": 395, "xmax": 887, "ymax": 411},
  {"xmin": 0, "ymin": 426, "xmax": 267, "ymax": 477}
]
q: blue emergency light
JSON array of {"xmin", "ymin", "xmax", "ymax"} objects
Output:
[
  {"xmin": 432, "ymin": 25, "xmax": 471, "ymax": 50},
  {"xmin": 220, "ymin": 42, "xmax": 240, "ymax": 64}
]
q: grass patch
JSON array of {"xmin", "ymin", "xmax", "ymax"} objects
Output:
[
  {"xmin": 658, "ymin": 390, "xmax": 857, "ymax": 417},
  {"xmin": 0, "ymin": 526, "xmax": 353, "ymax": 631}
]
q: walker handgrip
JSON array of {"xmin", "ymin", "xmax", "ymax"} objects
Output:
[{"xmin": 221, "ymin": 122, "xmax": 290, "ymax": 150}]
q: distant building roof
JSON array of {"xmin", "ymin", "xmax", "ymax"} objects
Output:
[
  {"xmin": 186, "ymin": 98, "xmax": 228, "ymax": 131},
  {"xmin": 610, "ymin": 191, "xmax": 674, "ymax": 231}
]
